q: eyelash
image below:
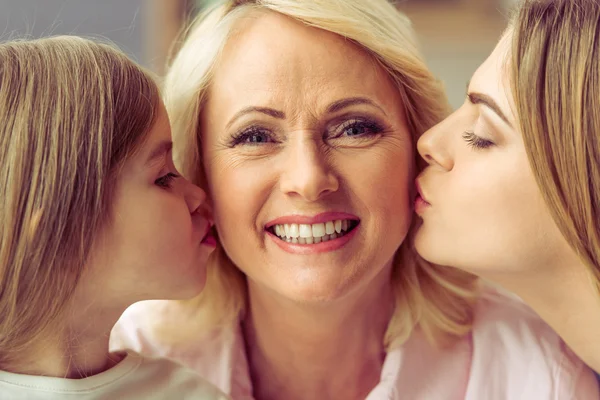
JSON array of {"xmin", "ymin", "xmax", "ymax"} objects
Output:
[
  {"xmin": 228, "ymin": 118, "xmax": 384, "ymax": 147},
  {"xmin": 462, "ymin": 130, "xmax": 494, "ymax": 150},
  {"xmin": 229, "ymin": 126, "xmax": 275, "ymax": 147},
  {"xmin": 155, "ymin": 172, "xmax": 179, "ymax": 188},
  {"xmin": 332, "ymin": 118, "xmax": 384, "ymax": 139}
]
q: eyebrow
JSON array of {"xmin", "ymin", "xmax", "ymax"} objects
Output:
[
  {"xmin": 145, "ymin": 140, "xmax": 173, "ymax": 166},
  {"xmin": 466, "ymin": 82, "xmax": 512, "ymax": 128},
  {"xmin": 326, "ymin": 97, "xmax": 387, "ymax": 115},
  {"xmin": 226, "ymin": 107, "xmax": 286, "ymax": 130},
  {"xmin": 225, "ymin": 96, "xmax": 386, "ymax": 130}
]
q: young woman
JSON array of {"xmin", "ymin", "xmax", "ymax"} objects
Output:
[
  {"xmin": 416, "ymin": 0, "xmax": 600, "ymax": 375},
  {"xmin": 0, "ymin": 36, "xmax": 224, "ymax": 399}
]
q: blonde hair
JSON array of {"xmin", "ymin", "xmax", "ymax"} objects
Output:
[
  {"xmin": 511, "ymin": 0, "xmax": 600, "ymax": 291},
  {"xmin": 165, "ymin": 0, "xmax": 479, "ymax": 348},
  {"xmin": 0, "ymin": 36, "xmax": 160, "ymax": 367}
]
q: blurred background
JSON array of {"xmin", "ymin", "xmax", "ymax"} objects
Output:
[{"xmin": 0, "ymin": 0, "xmax": 516, "ymax": 109}]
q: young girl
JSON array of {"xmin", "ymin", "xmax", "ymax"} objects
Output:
[
  {"xmin": 0, "ymin": 36, "xmax": 225, "ymax": 399},
  {"xmin": 416, "ymin": 0, "xmax": 600, "ymax": 375}
]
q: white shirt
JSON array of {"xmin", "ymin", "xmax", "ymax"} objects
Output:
[{"xmin": 0, "ymin": 351, "xmax": 229, "ymax": 400}]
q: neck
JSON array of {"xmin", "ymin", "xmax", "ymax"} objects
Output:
[
  {"xmin": 243, "ymin": 263, "xmax": 394, "ymax": 400},
  {"xmin": 8, "ymin": 299, "xmax": 125, "ymax": 378},
  {"xmin": 488, "ymin": 261, "xmax": 600, "ymax": 373}
]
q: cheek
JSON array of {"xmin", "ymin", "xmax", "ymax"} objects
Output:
[
  {"xmin": 118, "ymin": 195, "xmax": 195, "ymax": 266},
  {"xmin": 342, "ymin": 142, "xmax": 414, "ymax": 235},
  {"xmin": 439, "ymin": 157, "xmax": 551, "ymax": 267},
  {"xmin": 205, "ymin": 154, "xmax": 272, "ymax": 242}
]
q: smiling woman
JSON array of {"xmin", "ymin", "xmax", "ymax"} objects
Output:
[{"xmin": 111, "ymin": 0, "xmax": 598, "ymax": 399}]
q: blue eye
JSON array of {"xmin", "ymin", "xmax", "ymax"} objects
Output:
[
  {"xmin": 462, "ymin": 130, "xmax": 494, "ymax": 149},
  {"xmin": 334, "ymin": 119, "xmax": 384, "ymax": 139},
  {"xmin": 155, "ymin": 172, "xmax": 179, "ymax": 188},
  {"xmin": 230, "ymin": 127, "xmax": 275, "ymax": 147}
]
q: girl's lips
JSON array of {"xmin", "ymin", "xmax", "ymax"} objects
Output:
[{"xmin": 201, "ymin": 226, "xmax": 217, "ymax": 248}]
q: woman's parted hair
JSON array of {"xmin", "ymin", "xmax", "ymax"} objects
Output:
[
  {"xmin": 0, "ymin": 36, "xmax": 160, "ymax": 366},
  {"xmin": 165, "ymin": 0, "xmax": 479, "ymax": 348},
  {"xmin": 511, "ymin": 0, "xmax": 600, "ymax": 291}
]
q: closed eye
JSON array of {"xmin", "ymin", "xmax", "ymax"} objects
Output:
[
  {"xmin": 462, "ymin": 130, "xmax": 494, "ymax": 150},
  {"xmin": 155, "ymin": 172, "xmax": 179, "ymax": 188}
]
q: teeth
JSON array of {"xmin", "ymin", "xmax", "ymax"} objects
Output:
[
  {"xmin": 271, "ymin": 219, "xmax": 355, "ymax": 243},
  {"xmin": 299, "ymin": 224, "xmax": 312, "ymax": 238},
  {"xmin": 312, "ymin": 223, "xmax": 326, "ymax": 238},
  {"xmin": 325, "ymin": 221, "xmax": 335, "ymax": 235}
]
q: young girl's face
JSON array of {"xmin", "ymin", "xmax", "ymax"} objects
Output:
[
  {"xmin": 414, "ymin": 32, "xmax": 574, "ymax": 277},
  {"xmin": 84, "ymin": 102, "xmax": 216, "ymax": 304}
]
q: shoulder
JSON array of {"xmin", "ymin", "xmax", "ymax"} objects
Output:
[
  {"xmin": 472, "ymin": 286, "xmax": 555, "ymax": 342},
  {"xmin": 466, "ymin": 286, "xmax": 599, "ymax": 399},
  {"xmin": 111, "ymin": 299, "xmax": 234, "ymax": 360},
  {"xmin": 110, "ymin": 301, "xmax": 247, "ymax": 395},
  {"xmin": 110, "ymin": 300, "xmax": 174, "ymax": 356}
]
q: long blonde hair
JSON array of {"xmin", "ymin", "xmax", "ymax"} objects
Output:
[
  {"xmin": 511, "ymin": 0, "xmax": 600, "ymax": 291},
  {"xmin": 0, "ymin": 36, "xmax": 160, "ymax": 367},
  {"xmin": 165, "ymin": 0, "xmax": 479, "ymax": 348}
]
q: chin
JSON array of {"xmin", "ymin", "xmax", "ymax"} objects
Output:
[
  {"xmin": 265, "ymin": 270, "xmax": 367, "ymax": 304},
  {"xmin": 414, "ymin": 227, "xmax": 445, "ymax": 264}
]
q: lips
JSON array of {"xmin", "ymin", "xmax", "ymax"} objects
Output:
[
  {"xmin": 415, "ymin": 179, "xmax": 430, "ymax": 205},
  {"xmin": 200, "ymin": 224, "xmax": 217, "ymax": 247},
  {"xmin": 265, "ymin": 212, "xmax": 360, "ymax": 246}
]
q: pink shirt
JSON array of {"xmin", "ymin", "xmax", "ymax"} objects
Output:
[{"xmin": 110, "ymin": 290, "xmax": 599, "ymax": 399}]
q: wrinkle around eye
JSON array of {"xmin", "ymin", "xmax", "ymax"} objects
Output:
[{"xmin": 211, "ymin": 143, "xmax": 279, "ymax": 166}]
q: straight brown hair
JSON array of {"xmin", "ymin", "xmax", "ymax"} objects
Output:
[
  {"xmin": 0, "ymin": 36, "xmax": 160, "ymax": 367},
  {"xmin": 511, "ymin": 0, "xmax": 600, "ymax": 289}
]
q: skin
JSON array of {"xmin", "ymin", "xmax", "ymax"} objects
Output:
[
  {"xmin": 19, "ymin": 103, "xmax": 215, "ymax": 378},
  {"xmin": 201, "ymin": 11, "xmax": 414, "ymax": 400},
  {"xmin": 415, "ymin": 31, "xmax": 600, "ymax": 372}
]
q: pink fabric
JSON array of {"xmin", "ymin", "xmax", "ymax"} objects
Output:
[{"xmin": 110, "ymin": 290, "xmax": 599, "ymax": 399}]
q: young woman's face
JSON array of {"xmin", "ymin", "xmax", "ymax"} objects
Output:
[
  {"xmin": 415, "ymin": 32, "xmax": 573, "ymax": 277},
  {"xmin": 200, "ymin": 12, "xmax": 414, "ymax": 302},
  {"xmin": 85, "ymin": 103, "xmax": 216, "ymax": 304}
]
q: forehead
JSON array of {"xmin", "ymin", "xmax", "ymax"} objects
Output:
[
  {"xmin": 469, "ymin": 31, "xmax": 517, "ymax": 126},
  {"xmin": 206, "ymin": 11, "xmax": 398, "ymax": 111}
]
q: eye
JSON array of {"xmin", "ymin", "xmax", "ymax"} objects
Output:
[
  {"xmin": 332, "ymin": 118, "xmax": 384, "ymax": 139},
  {"xmin": 462, "ymin": 130, "xmax": 494, "ymax": 150},
  {"xmin": 229, "ymin": 127, "xmax": 276, "ymax": 147},
  {"xmin": 155, "ymin": 172, "xmax": 179, "ymax": 188}
]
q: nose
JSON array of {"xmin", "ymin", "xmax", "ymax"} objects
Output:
[
  {"xmin": 182, "ymin": 178, "xmax": 208, "ymax": 216},
  {"xmin": 417, "ymin": 116, "xmax": 455, "ymax": 172},
  {"xmin": 279, "ymin": 136, "xmax": 339, "ymax": 202}
]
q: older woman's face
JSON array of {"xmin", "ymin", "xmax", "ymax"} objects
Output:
[{"xmin": 201, "ymin": 12, "xmax": 413, "ymax": 302}]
